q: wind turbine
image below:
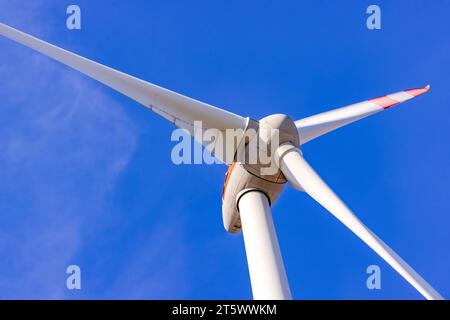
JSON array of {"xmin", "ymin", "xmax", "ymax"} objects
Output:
[{"xmin": 0, "ymin": 22, "xmax": 443, "ymax": 300}]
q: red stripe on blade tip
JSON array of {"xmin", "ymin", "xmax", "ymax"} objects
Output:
[{"xmin": 369, "ymin": 96, "xmax": 400, "ymax": 109}]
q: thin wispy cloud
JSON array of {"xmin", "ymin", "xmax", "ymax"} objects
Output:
[{"xmin": 0, "ymin": 3, "xmax": 140, "ymax": 298}]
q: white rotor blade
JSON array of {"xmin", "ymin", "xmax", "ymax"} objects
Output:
[
  {"xmin": 0, "ymin": 22, "xmax": 247, "ymax": 162},
  {"xmin": 275, "ymin": 144, "xmax": 444, "ymax": 300},
  {"xmin": 296, "ymin": 86, "xmax": 430, "ymax": 144}
]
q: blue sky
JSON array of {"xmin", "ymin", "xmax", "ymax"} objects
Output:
[{"xmin": 0, "ymin": 0, "xmax": 449, "ymax": 299}]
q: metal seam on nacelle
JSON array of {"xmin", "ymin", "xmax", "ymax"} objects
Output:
[{"xmin": 233, "ymin": 117, "xmax": 259, "ymax": 163}]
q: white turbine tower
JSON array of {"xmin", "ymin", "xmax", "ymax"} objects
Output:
[{"xmin": 0, "ymin": 22, "xmax": 444, "ymax": 300}]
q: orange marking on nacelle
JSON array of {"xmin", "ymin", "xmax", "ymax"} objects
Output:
[{"xmin": 222, "ymin": 162, "xmax": 236, "ymax": 201}]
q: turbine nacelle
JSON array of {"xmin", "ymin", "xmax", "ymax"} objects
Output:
[{"xmin": 221, "ymin": 114, "xmax": 299, "ymax": 233}]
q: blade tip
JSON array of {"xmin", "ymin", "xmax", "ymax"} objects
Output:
[{"xmin": 404, "ymin": 85, "xmax": 431, "ymax": 98}]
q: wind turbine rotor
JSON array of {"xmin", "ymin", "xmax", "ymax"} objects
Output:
[{"xmin": 0, "ymin": 21, "xmax": 444, "ymax": 300}]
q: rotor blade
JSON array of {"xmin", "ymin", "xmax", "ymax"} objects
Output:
[
  {"xmin": 0, "ymin": 22, "xmax": 247, "ymax": 162},
  {"xmin": 275, "ymin": 144, "xmax": 444, "ymax": 300},
  {"xmin": 295, "ymin": 86, "xmax": 430, "ymax": 144}
]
